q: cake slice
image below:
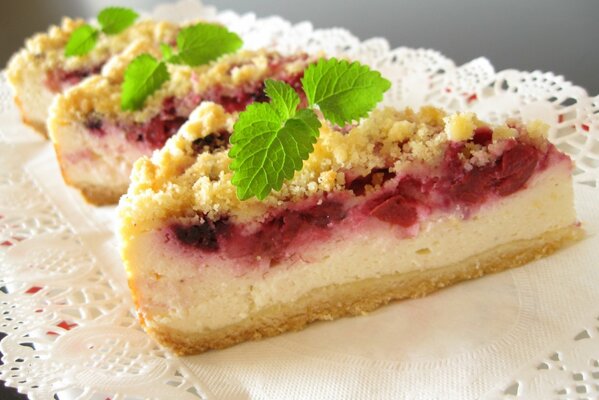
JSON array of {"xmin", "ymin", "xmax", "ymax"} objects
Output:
[
  {"xmin": 117, "ymin": 102, "xmax": 582, "ymax": 355},
  {"xmin": 47, "ymin": 48, "xmax": 312, "ymax": 205},
  {"xmin": 6, "ymin": 17, "xmax": 181, "ymax": 136}
]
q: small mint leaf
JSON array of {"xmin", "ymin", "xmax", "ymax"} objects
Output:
[
  {"xmin": 98, "ymin": 7, "xmax": 139, "ymax": 35},
  {"xmin": 64, "ymin": 25, "xmax": 99, "ymax": 57},
  {"xmin": 121, "ymin": 54, "xmax": 169, "ymax": 111},
  {"xmin": 160, "ymin": 43, "xmax": 174, "ymax": 61},
  {"xmin": 264, "ymin": 80, "xmax": 300, "ymax": 120},
  {"xmin": 294, "ymin": 108, "xmax": 321, "ymax": 137},
  {"xmin": 301, "ymin": 58, "xmax": 391, "ymax": 125},
  {"xmin": 169, "ymin": 23, "xmax": 242, "ymax": 66},
  {"xmin": 229, "ymin": 103, "xmax": 321, "ymax": 200}
]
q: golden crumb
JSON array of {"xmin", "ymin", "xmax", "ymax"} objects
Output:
[
  {"xmin": 7, "ymin": 18, "xmax": 180, "ymax": 86},
  {"xmin": 445, "ymin": 112, "xmax": 476, "ymax": 141},
  {"xmin": 493, "ymin": 125, "xmax": 518, "ymax": 140},
  {"xmin": 526, "ymin": 120, "xmax": 550, "ymax": 139}
]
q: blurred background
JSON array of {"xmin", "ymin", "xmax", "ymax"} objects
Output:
[{"xmin": 1, "ymin": 0, "xmax": 598, "ymax": 94}]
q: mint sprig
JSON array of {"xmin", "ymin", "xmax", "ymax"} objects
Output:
[
  {"xmin": 168, "ymin": 24, "xmax": 243, "ymax": 66},
  {"xmin": 303, "ymin": 58, "xmax": 391, "ymax": 125},
  {"xmin": 229, "ymin": 80, "xmax": 321, "ymax": 200},
  {"xmin": 120, "ymin": 23, "xmax": 242, "ymax": 111},
  {"xmin": 98, "ymin": 7, "xmax": 139, "ymax": 35},
  {"xmin": 160, "ymin": 43, "xmax": 174, "ymax": 60},
  {"xmin": 64, "ymin": 25, "xmax": 99, "ymax": 57},
  {"xmin": 229, "ymin": 58, "xmax": 391, "ymax": 200},
  {"xmin": 64, "ymin": 7, "xmax": 139, "ymax": 57},
  {"xmin": 121, "ymin": 55, "xmax": 170, "ymax": 111}
]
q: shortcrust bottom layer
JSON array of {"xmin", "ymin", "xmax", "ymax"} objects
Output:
[
  {"xmin": 79, "ymin": 183, "xmax": 127, "ymax": 206},
  {"xmin": 146, "ymin": 225, "xmax": 582, "ymax": 355}
]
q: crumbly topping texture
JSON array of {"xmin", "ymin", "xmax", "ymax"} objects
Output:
[
  {"xmin": 51, "ymin": 49, "xmax": 312, "ymax": 124},
  {"xmin": 118, "ymin": 102, "xmax": 551, "ymax": 236},
  {"xmin": 6, "ymin": 17, "xmax": 180, "ymax": 85}
]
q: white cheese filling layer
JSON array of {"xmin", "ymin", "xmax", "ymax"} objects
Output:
[{"xmin": 48, "ymin": 115, "xmax": 148, "ymax": 193}]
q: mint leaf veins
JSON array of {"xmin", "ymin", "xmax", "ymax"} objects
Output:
[
  {"xmin": 302, "ymin": 58, "xmax": 392, "ymax": 126},
  {"xmin": 229, "ymin": 80, "xmax": 321, "ymax": 200},
  {"xmin": 121, "ymin": 54, "xmax": 169, "ymax": 111},
  {"xmin": 229, "ymin": 58, "xmax": 391, "ymax": 200}
]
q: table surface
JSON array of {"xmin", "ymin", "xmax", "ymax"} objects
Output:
[{"xmin": 1, "ymin": 1, "xmax": 598, "ymax": 399}]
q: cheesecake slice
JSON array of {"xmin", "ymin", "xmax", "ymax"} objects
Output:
[
  {"xmin": 48, "ymin": 49, "xmax": 312, "ymax": 205},
  {"xmin": 6, "ymin": 17, "xmax": 180, "ymax": 137},
  {"xmin": 118, "ymin": 102, "xmax": 582, "ymax": 355}
]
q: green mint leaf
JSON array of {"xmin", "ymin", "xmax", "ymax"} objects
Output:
[
  {"xmin": 64, "ymin": 25, "xmax": 99, "ymax": 57},
  {"xmin": 302, "ymin": 58, "xmax": 391, "ymax": 125},
  {"xmin": 98, "ymin": 7, "xmax": 139, "ymax": 35},
  {"xmin": 168, "ymin": 23, "xmax": 242, "ymax": 66},
  {"xmin": 160, "ymin": 43, "xmax": 174, "ymax": 61},
  {"xmin": 294, "ymin": 108, "xmax": 322, "ymax": 136},
  {"xmin": 121, "ymin": 54, "xmax": 169, "ymax": 111},
  {"xmin": 229, "ymin": 102, "xmax": 321, "ymax": 200},
  {"xmin": 264, "ymin": 79, "xmax": 300, "ymax": 120}
]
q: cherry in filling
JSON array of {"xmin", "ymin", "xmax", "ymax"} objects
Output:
[
  {"xmin": 45, "ymin": 64, "xmax": 104, "ymax": 93},
  {"xmin": 191, "ymin": 130, "xmax": 232, "ymax": 154},
  {"xmin": 171, "ymin": 201, "xmax": 346, "ymax": 263},
  {"xmin": 90, "ymin": 67, "xmax": 308, "ymax": 150},
  {"xmin": 123, "ymin": 97, "xmax": 188, "ymax": 149},
  {"xmin": 204, "ymin": 72, "xmax": 306, "ymax": 113},
  {"xmin": 440, "ymin": 141, "xmax": 539, "ymax": 205},
  {"xmin": 171, "ymin": 135, "xmax": 550, "ymax": 264}
]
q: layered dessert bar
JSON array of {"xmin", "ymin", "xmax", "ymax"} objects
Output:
[
  {"xmin": 118, "ymin": 102, "xmax": 582, "ymax": 355},
  {"xmin": 6, "ymin": 17, "xmax": 180, "ymax": 136},
  {"xmin": 48, "ymin": 48, "xmax": 312, "ymax": 205}
]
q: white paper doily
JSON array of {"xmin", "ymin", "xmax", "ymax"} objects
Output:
[{"xmin": 1, "ymin": 1, "xmax": 599, "ymax": 399}]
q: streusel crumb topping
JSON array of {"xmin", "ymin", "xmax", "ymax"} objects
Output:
[
  {"xmin": 118, "ymin": 101, "xmax": 552, "ymax": 236},
  {"xmin": 7, "ymin": 18, "xmax": 180, "ymax": 85},
  {"xmin": 52, "ymin": 49, "xmax": 311, "ymax": 124}
]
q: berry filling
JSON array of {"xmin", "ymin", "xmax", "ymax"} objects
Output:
[
  {"xmin": 202, "ymin": 72, "xmax": 306, "ymax": 113},
  {"xmin": 171, "ymin": 200, "xmax": 347, "ymax": 264},
  {"xmin": 119, "ymin": 71, "xmax": 305, "ymax": 149},
  {"xmin": 45, "ymin": 64, "xmax": 104, "ymax": 93},
  {"xmin": 84, "ymin": 56, "xmax": 310, "ymax": 150},
  {"xmin": 191, "ymin": 130, "xmax": 231, "ymax": 154},
  {"xmin": 170, "ymin": 137, "xmax": 566, "ymax": 266},
  {"xmin": 122, "ymin": 97, "xmax": 188, "ymax": 148}
]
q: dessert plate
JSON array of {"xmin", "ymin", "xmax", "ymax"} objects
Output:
[{"xmin": 1, "ymin": 1, "xmax": 598, "ymax": 399}]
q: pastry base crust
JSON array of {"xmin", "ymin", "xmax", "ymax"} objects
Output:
[
  {"xmin": 78, "ymin": 184, "xmax": 125, "ymax": 206},
  {"xmin": 142, "ymin": 224, "xmax": 584, "ymax": 355}
]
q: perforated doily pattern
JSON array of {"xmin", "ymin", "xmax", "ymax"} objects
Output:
[{"xmin": 1, "ymin": 1, "xmax": 598, "ymax": 399}]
